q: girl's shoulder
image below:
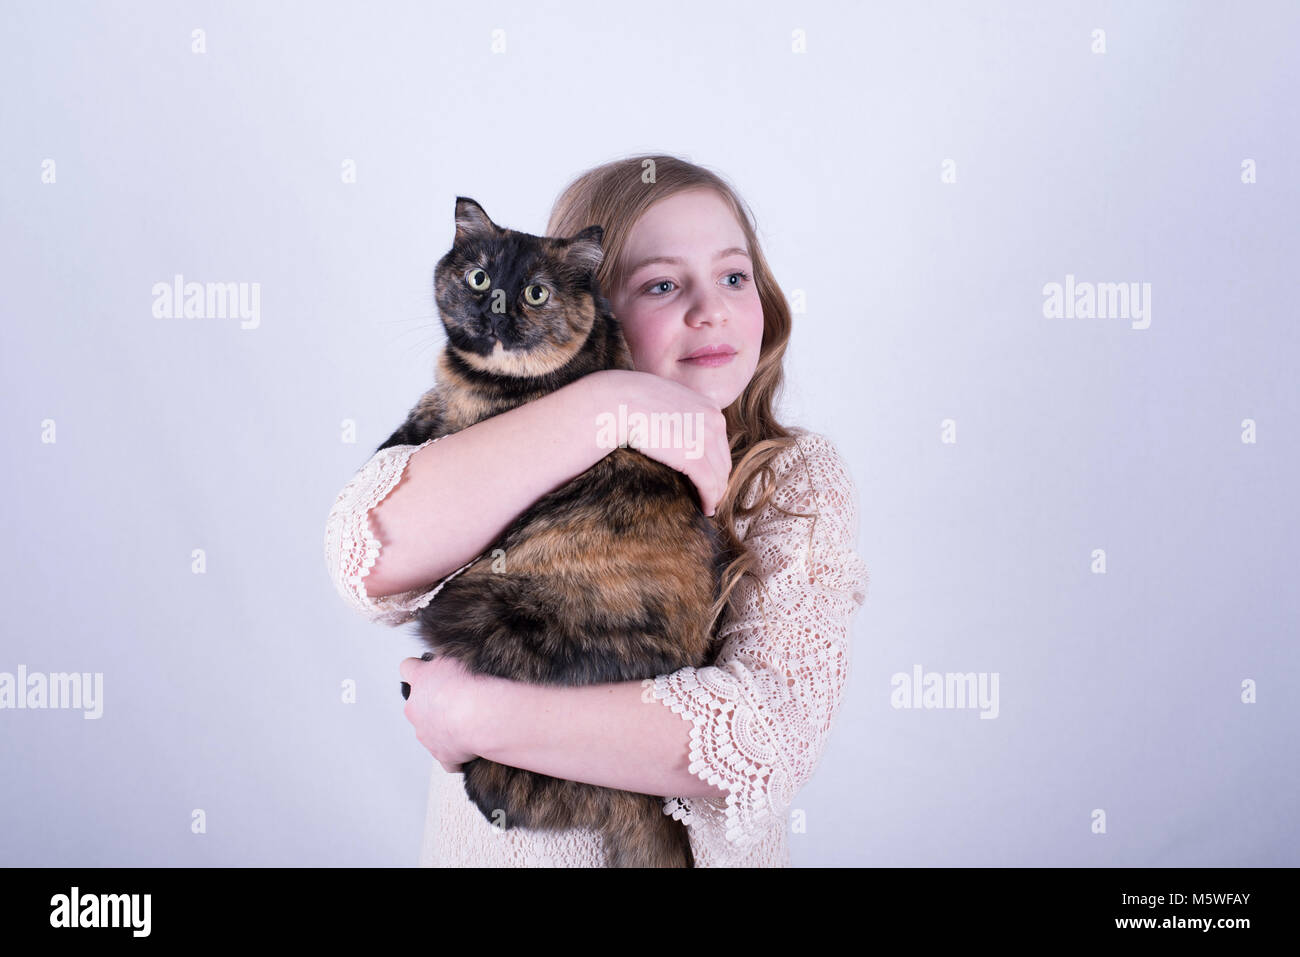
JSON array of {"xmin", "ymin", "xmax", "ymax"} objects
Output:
[
  {"xmin": 735, "ymin": 425, "xmax": 869, "ymax": 602},
  {"xmin": 770, "ymin": 426, "xmax": 854, "ymax": 486},
  {"xmin": 741, "ymin": 425, "xmax": 858, "ymax": 513}
]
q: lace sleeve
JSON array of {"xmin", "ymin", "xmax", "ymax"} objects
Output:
[
  {"xmin": 323, "ymin": 436, "xmax": 478, "ymax": 627},
  {"xmin": 650, "ymin": 431, "xmax": 870, "ymax": 851}
]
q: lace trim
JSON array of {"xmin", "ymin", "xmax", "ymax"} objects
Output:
[
  {"xmin": 652, "ymin": 667, "xmax": 786, "ymax": 849},
  {"xmin": 650, "ymin": 430, "xmax": 870, "ymax": 852},
  {"xmin": 323, "ymin": 436, "xmax": 476, "ymax": 627}
]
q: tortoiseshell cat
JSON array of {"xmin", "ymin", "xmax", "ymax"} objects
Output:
[{"xmin": 380, "ymin": 197, "xmax": 730, "ymax": 868}]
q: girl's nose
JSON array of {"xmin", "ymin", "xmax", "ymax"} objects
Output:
[{"xmin": 685, "ymin": 289, "xmax": 728, "ymax": 327}]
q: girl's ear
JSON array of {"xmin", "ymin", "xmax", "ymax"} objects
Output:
[{"xmin": 563, "ymin": 225, "xmax": 605, "ymax": 274}]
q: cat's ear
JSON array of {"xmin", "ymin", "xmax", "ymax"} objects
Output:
[
  {"xmin": 453, "ymin": 197, "xmax": 500, "ymax": 242},
  {"xmin": 562, "ymin": 225, "xmax": 605, "ymax": 274}
]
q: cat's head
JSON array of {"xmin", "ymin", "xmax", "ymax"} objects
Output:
[{"xmin": 433, "ymin": 196, "xmax": 608, "ymax": 378}]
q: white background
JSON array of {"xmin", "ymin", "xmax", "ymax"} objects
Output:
[{"xmin": 2, "ymin": 0, "xmax": 1296, "ymax": 865}]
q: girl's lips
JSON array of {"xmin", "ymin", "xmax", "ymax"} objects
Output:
[{"xmin": 679, "ymin": 351, "xmax": 736, "ymax": 367}]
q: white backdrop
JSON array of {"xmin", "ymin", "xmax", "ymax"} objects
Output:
[{"xmin": 2, "ymin": 0, "xmax": 1296, "ymax": 866}]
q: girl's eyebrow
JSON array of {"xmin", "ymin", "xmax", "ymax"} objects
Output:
[{"xmin": 626, "ymin": 247, "xmax": 750, "ymax": 275}]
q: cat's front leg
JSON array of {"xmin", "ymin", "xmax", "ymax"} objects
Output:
[
  {"xmin": 375, "ymin": 411, "xmax": 446, "ymax": 453},
  {"xmin": 375, "ymin": 389, "xmax": 446, "ymax": 453}
]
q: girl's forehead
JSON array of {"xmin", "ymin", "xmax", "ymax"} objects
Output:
[{"xmin": 639, "ymin": 189, "xmax": 734, "ymax": 226}]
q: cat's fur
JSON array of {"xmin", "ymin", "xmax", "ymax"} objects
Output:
[{"xmin": 378, "ymin": 197, "xmax": 731, "ymax": 867}]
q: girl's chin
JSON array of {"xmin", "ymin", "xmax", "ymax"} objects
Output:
[
  {"xmin": 687, "ymin": 379, "xmax": 740, "ymax": 408},
  {"xmin": 659, "ymin": 366, "xmax": 743, "ymax": 407}
]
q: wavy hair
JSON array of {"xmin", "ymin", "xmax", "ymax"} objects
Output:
[{"xmin": 546, "ymin": 154, "xmax": 816, "ymax": 646}]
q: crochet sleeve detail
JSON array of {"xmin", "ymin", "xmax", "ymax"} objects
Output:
[
  {"xmin": 323, "ymin": 436, "xmax": 477, "ymax": 627},
  {"xmin": 650, "ymin": 431, "xmax": 870, "ymax": 851}
]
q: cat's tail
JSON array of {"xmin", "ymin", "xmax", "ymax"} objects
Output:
[
  {"xmin": 462, "ymin": 760, "xmax": 693, "ymax": 867},
  {"xmin": 601, "ymin": 791, "xmax": 695, "ymax": 868}
]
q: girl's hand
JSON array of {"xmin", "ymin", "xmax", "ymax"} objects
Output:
[
  {"xmin": 586, "ymin": 369, "xmax": 732, "ymax": 516},
  {"xmin": 399, "ymin": 654, "xmax": 481, "ymax": 773}
]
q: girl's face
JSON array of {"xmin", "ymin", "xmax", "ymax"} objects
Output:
[{"xmin": 607, "ymin": 188, "xmax": 764, "ymax": 410}]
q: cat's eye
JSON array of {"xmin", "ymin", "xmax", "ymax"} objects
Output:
[
  {"xmin": 466, "ymin": 268, "xmax": 490, "ymax": 291},
  {"xmin": 524, "ymin": 284, "xmax": 549, "ymax": 306}
]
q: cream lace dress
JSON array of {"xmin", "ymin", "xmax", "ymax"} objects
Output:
[{"xmin": 323, "ymin": 425, "xmax": 869, "ymax": 867}]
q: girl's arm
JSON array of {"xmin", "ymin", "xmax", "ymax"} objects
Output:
[
  {"xmin": 377, "ymin": 368, "xmax": 739, "ymax": 796},
  {"xmin": 458, "ymin": 671, "xmax": 731, "ymax": 800},
  {"xmin": 364, "ymin": 368, "xmax": 731, "ymax": 598},
  {"xmin": 437, "ymin": 431, "xmax": 871, "ymax": 830},
  {"xmin": 363, "ymin": 371, "xmax": 613, "ymax": 597}
]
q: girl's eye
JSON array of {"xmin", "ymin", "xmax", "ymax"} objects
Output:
[{"xmin": 643, "ymin": 271, "xmax": 752, "ymax": 296}]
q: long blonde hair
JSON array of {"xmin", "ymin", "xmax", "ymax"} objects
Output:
[{"xmin": 546, "ymin": 154, "xmax": 815, "ymax": 646}]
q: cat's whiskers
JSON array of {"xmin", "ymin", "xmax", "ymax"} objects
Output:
[{"xmin": 377, "ymin": 315, "xmax": 447, "ymax": 355}]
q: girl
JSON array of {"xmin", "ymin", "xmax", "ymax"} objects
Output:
[{"xmin": 324, "ymin": 154, "xmax": 869, "ymax": 867}]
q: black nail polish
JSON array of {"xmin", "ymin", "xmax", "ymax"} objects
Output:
[{"xmin": 400, "ymin": 681, "xmax": 411, "ymax": 700}]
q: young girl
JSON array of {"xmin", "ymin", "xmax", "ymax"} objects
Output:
[{"xmin": 323, "ymin": 154, "xmax": 869, "ymax": 867}]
